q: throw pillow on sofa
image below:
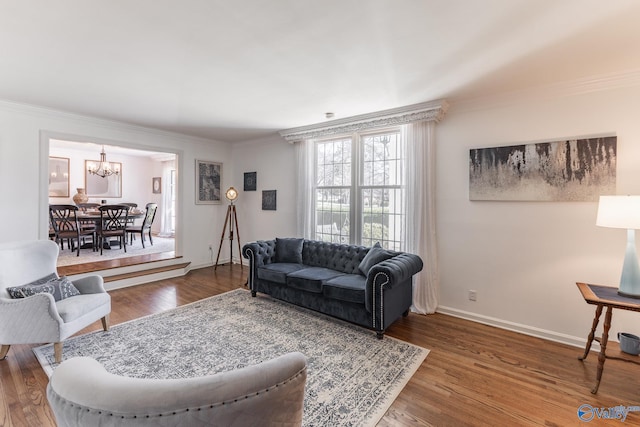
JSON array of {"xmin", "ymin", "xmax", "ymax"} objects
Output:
[
  {"xmin": 275, "ymin": 238, "xmax": 304, "ymax": 264},
  {"xmin": 358, "ymin": 243, "xmax": 395, "ymax": 275},
  {"xmin": 7, "ymin": 275, "xmax": 80, "ymax": 301}
]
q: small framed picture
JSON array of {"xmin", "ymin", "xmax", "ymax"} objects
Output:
[
  {"xmin": 195, "ymin": 159, "xmax": 222, "ymax": 204},
  {"xmin": 152, "ymin": 177, "xmax": 162, "ymax": 194},
  {"xmin": 262, "ymin": 190, "xmax": 277, "ymax": 210},
  {"xmin": 244, "ymin": 171, "xmax": 257, "ymax": 191}
]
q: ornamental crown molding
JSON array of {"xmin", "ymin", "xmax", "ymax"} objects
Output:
[{"xmin": 279, "ymin": 99, "xmax": 448, "ymax": 143}]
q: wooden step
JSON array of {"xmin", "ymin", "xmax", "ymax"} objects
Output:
[
  {"xmin": 58, "ymin": 252, "xmax": 180, "ymax": 276},
  {"xmin": 103, "ymin": 262, "xmax": 191, "ymax": 282}
]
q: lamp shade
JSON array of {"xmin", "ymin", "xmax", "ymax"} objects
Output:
[
  {"xmin": 596, "ymin": 195, "xmax": 640, "ymax": 230},
  {"xmin": 225, "ymin": 187, "xmax": 238, "ymax": 202}
]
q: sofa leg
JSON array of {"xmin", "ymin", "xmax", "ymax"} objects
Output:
[
  {"xmin": 376, "ymin": 331, "xmax": 384, "ymax": 340},
  {"xmin": 403, "ymin": 309, "xmax": 410, "ymax": 317},
  {"xmin": 251, "ymin": 291, "xmax": 257, "ymax": 297}
]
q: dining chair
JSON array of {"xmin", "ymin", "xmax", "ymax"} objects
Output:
[
  {"xmin": 49, "ymin": 205, "xmax": 96, "ymax": 256},
  {"xmin": 97, "ymin": 205, "xmax": 129, "ymax": 255},
  {"xmin": 128, "ymin": 203, "xmax": 158, "ymax": 248},
  {"xmin": 120, "ymin": 202, "xmax": 139, "ymax": 231}
]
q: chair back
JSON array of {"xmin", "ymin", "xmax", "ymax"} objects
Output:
[
  {"xmin": 142, "ymin": 203, "xmax": 158, "ymax": 230},
  {"xmin": 49, "ymin": 205, "xmax": 80, "ymax": 234},
  {"xmin": 99, "ymin": 205, "xmax": 129, "ymax": 230}
]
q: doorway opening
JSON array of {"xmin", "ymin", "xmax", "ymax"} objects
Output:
[{"xmin": 46, "ymin": 137, "xmax": 180, "ymax": 270}]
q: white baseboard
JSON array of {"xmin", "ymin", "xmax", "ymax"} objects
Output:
[{"xmin": 437, "ymin": 305, "xmax": 594, "ymax": 350}]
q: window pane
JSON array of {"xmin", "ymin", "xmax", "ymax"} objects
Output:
[
  {"xmin": 361, "ymin": 187, "xmax": 404, "ymax": 251},
  {"xmin": 316, "ymin": 188, "xmax": 350, "ymax": 243},
  {"xmin": 316, "ymin": 138, "xmax": 351, "ymax": 187},
  {"xmin": 362, "ymin": 132, "xmax": 403, "ymax": 186},
  {"xmin": 360, "ymin": 131, "xmax": 405, "ymax": 250}
]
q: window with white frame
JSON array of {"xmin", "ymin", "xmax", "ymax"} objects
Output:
[{"xmin": 314, "ymin": 129, "xmax": 406, "ymax": 250}]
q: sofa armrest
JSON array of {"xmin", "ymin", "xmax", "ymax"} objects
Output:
[
  {"xmin": 368, "ymin": 253, "xmax": 424, "ymax": 289},
  {"xmin": 242, "ymin": 240, "xmax": 276, "ymax": 292},
  {"xmin": 71, "ymin": 275, "xmax": 106, "ymax": 294},
  {"xmin": 365, "ymin": 253, "xmax": 423, "ymax": 331}
]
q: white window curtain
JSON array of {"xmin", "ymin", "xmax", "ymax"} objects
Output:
[
  {"xmin": 158, "ymin": 159, "xmax": 174, "ymax": 238},
  {"xmin": 295, "ymin": 139, "xmax": 315, "ymax": 238},
  {"xmin": 404, "ymin": 121, "xmax": 439, "ymax": 314}
]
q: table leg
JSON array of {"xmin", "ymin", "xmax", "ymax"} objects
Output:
[
  {"xmin": 591, "ymin": 306, "xmax": 612, "ymax": 394},
  {"xmin": 579, "ymin": 304, "xmax": 603, "ymax": 361}
]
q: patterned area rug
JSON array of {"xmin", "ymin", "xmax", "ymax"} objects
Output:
[
  {"xmin": 55, "ymin": 236, "xmax": 175, "ymax": 266},
  {"xmin": 34, "ymin": 289, "xmax": 428, "ymax": 426}
]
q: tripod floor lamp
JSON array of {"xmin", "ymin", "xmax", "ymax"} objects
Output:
[{"xmin": 215, "ymin": 187, "xmax": 243, "ymax": 270}]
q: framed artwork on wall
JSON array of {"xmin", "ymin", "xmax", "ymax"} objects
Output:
[
  {"xmin": 244, "ymin": 171, "xmax": 257, "ymax": 191},
  {"xmin": 196, "ymin": 159, "xmax": 222, "ymax": 204},
  {"xmin": 469, "ymin": 136, "xmax": 617, "ymax": 201},
  {"xmin": 48, "ymin": 157, "xmax": 70, "ymax": 197},
  {"xmin": 262, "ymin": 190, "xmax": 277, "ymax": 210},
  {"xmin": 152, "ymin": 177, "xmax": 162, "ymax": 194},
  {"xmin": 85, "ymin": 160, "xmax": 122, "ymax": 198}
]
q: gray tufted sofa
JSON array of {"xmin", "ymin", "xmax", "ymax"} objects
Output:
[{"xmin": 242, "ymin": 238, "xmax": 423, "ymax": 338}]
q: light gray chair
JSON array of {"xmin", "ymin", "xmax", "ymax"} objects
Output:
[
  {"xmin": 0, "ymin": 240, "xmax": 111, "ymax": 363},
  {"xmin": 47, "ymin": 352, "xmax": 307, "ymax": 427}
]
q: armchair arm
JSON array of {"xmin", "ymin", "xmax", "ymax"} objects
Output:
[
  {"xmin": 242, "ymin": 240, "xmax": 276, "ymax": 292},
  {"xmin": 365, "ymin": 253, "xmax": 423, "ymax": 331},
  {"xmin": 71, "ymin": 275, "xmax": 106, "ymax": 294},
  {"xmin": 0, "ymin": 294, "xmax": 64, "ymax": 344}
]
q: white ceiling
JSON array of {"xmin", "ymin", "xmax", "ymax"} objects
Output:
[{"xmin": 3, "ymin": 0, "xmax": 640, "ymax": 142}]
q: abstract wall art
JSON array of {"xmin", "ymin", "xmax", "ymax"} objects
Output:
[{"xmin": 469, "ymin": 136, "xmax": 617, "ymax": 201}]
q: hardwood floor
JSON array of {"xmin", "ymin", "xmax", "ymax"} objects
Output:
[{"xmin": 1, "ymin": 265, "xmax": 638, "ymax": 426}]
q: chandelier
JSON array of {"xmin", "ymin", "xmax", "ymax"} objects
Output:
[{"xmin": 87, "ymin": 146, "xmax": 120, "ymax": 178}]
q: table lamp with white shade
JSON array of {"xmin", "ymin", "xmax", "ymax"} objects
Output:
[{"xmin": 596, "ymin": 195, "xmax": 640, "ymax": 298}]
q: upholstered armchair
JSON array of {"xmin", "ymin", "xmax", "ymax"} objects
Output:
[
  {"xmin": 47, "ymin": 352, "xmax": 308, "ymax": 427},
  {"xmin": 0, "ymin": 240, "xmax": 111, "ymax": 363}
]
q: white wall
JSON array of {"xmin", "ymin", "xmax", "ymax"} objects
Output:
[
  {"xmin": 437, "ymin": 84, "xmax": 640, "ymax": 346},
  {"xmin": 0, "ymin": 101, "xmax": 233, "ymax": 269},
  {"xmin": 231, "ymin": 134, "xmax": 298, "ymax": 260}
]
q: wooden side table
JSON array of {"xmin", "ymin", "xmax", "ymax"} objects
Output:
[{"xmin": 576, "ymin": 282, "xmax": 640, "ymax": 393}]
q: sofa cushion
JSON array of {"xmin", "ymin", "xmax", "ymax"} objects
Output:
[
  {"xmin": 258, "ymin": 263, "xmax": 306, "ymax": 284},
  {"xmin": 7, "ymin": 275, "xmax": 79, "ymax": 301},
  {"xmin": 286, "ymin": 267, "xmax": 345, "ymax": 293},
  {"xmin": 358, "ymin": 244, "xmax": 395, "ymax": 276},
  {"xmin": 323, "ymin": 274, "xmax": 366, "ymax": 304},
  {"xmin": 275, "ymin": 238, "xmax": 304, "ymax": 264}
]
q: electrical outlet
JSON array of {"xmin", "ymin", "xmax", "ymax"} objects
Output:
[{"xmin": 468, "ymin": 290, "xmax": 477, "ymax": 301}]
